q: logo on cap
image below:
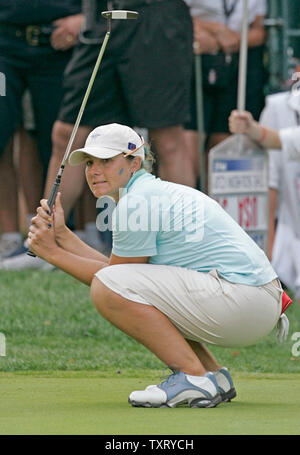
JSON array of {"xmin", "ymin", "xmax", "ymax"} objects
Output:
[
  {"xmin": 128, "ymin": 142, "xmax": 136, "ymax": 150},
  {"xmin": 91, "ymin": 134, "xmax": 101, "ymax": 140}
]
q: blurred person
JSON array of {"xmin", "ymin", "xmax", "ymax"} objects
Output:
[
  {"xmin": 0, "ymin": 0, "xmax": 83, "ymax": 262},
  {"xmin": 184, "ymin": 0, "xmax": 267, "ymax": 188},
  {"xmin": 259, "ymin": 80, "xmax": 300, "ymax": 263},
  {"xmin": 229, "ymin": 108, "xmax": 300, "ymax": 300},
  {"xmin": 0, "ymin": 94, "xmax": 43, "ymax": 260},
  {"xmin": 26, "ymin": 123, "xmax": 291, "ymax": 408},
  {"xmin": 43, "ymin": 0, "xmax": 196, "ymax": 231},
  {"xmin": 0, "ymin": 136, "xmax": 22, "ymax": 258}
]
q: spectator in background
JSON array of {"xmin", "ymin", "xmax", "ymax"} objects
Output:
[
  {"xmin": 229, "ymin": 106, "xmax": 300, "ymax": 302},
  {"xmin": 43, "ymin": 0, "xmax": 196, "ymax": 236},
  {"xmin": 259, "ymin": 72, "xmax": 300, "ymax": 300},
  {"xmin": 184, "ymin": 0, "xmax": 267, "ymax": 188},
  {"xmin": 0, "ymin": 91, "xmax": 43, "ymax": 256},
  {"xmin": 0, "ymin": 0, "xmax": 83, "ymax": 263}
]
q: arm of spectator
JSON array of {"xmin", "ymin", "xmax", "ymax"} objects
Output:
[
  {"xmin": 192, "ymin": 17, "xmax": 220, "ymax": 54},
  {"xmin": 194, "ymin": 19, "xmax": 240, "ymax": 53},
  {"xmin": 228, "ymin": 110, "xmax": 282, "ymax": 149},
  {"xmin": 248, "ymin": 15, "xmax": 266, "ymax": 48},
  {"xmin": 215, "ymin": 25, "xmax": 240, "ymax": 53},
  {"xmin": 51, "ymin": 13, "xmax": 84, "ymax": 51}
]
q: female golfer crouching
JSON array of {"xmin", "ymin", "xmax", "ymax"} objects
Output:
[{"xmin": 28, "ymin": 123, "xmax": 285, "ymax": 409}]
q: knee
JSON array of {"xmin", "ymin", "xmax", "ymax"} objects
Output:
[
  {"xmin": 51, "ymin": 121, "xmax": 73, "ymax": 157},
  {"xmin": 90, "ymin": 277, "xmax": 106, "ymax": 312},
  {"xmin": 150, "ymin": 126, "xmax": 183, "ymax": 163},
  {"xmin": 90, "ymin": 276, "xmax": 116, "ymax": 316}
]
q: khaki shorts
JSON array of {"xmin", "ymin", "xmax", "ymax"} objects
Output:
[{"xmin": 95, "ymin": 264, "xmax": 282, "ymax": 348}]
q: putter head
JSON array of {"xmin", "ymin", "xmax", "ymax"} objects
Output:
[{"xmin": 101, "ymin": 10, "xmax": 139, "ymax": 20}]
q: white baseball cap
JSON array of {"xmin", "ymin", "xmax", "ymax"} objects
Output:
[{"xmin": 69, "ymin": 123, "xmax": 145, "ymax": 166}]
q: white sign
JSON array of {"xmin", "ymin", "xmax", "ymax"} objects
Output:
[
  {"xmin": 209, "ymin": 135, "xmax": 269, "ymax": 252},
  {"xmin": 211, "ymin": 156, "xmax": 267, "ymax": 194}
]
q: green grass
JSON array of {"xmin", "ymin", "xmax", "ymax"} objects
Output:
[
  {"xmin": 0, "ymin": 269, "xmax": 300, "ymax": 373},
  {"xmin": 0, "ymin": 371, "xmax": 300, "ymax": 435},
  {"xmin": 0, "ymin": 269, "xmax": 300, "ymax": 435}
]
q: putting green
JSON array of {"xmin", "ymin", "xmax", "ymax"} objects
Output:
[{"xmin": 0, "ymin": 371, "xmax": 299, "ymax": 435}]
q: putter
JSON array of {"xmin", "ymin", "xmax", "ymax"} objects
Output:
[{"xmin": 28, "ymin": 10, "xmax": 138, "ymax": 257}]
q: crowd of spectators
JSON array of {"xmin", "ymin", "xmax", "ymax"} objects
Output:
[{"xmin": 0, "ymin": 0, "xmax": 299, "ymax": 295}]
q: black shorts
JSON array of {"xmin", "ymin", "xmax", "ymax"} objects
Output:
[
  {"xmin": 0, "ymin": 35, "xmax": 71, "ymax": 171},
  {"xmin": 59, "ymin": 0, "xmax": 193, "ymax": 129},
  {"xmin": 186, "ymin": 45, "xmax": 266, "ymax": 135}
]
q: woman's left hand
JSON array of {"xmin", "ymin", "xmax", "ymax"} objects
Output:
[{"xmin": 27, "ymin": 212, "xmax": 59, "ymax": 260}]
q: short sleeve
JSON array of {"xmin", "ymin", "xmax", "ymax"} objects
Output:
[
  {"xmin": 279, "ymin": 127, "xmax": 300, "ymax": 161},
  {"xmin": 112, "ymin": 193, "xmax": 158, "ymax": 258},
  {"xmin": 253, "ymin": 0, "xmax": 267, "ymax": 17},
  {"xmin": 268, "ymin": 150, "xmax": 281, "ymax": 190},
  {"xmin": 259, "ymin": 97, "xmax": 278, "ymax": 129}
]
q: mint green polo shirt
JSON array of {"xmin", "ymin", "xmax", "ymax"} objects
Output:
[{"xmin": 112, "ymin": 170, "xmax": 277, "ymax": 286}]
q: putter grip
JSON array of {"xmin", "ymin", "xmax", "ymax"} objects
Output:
[
  {"xmin": 47, "ymin": 178, "xmax": 61, "ymax": 211},
  {"xmin": 27, "ymin": 176, "xmax": 61, "ymax": 258}
]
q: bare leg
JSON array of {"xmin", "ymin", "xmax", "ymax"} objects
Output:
[
  {"xmin": 83, "ymin": 183, "xmax": 97, "ymax": 223},
  {"xmin": 187, "ymin": 340, "xmax": 221, "ymax": 372},
  {"xmin": 18, "ymin": 128, "xmax": 43, "ymax": 214},
  {"xmin": 184, "ymin": 129, "xmax": 208, "ymax": 189},
  {"xmin": 90, "ymin": 278, "xmax": 207, "ymax": 376},
  {"xmin": 74, "ymin": 185, "xmax": 100, "ymax": 248},
  {"xmin": 149, "ymin": 126, "xmax": 197, "ymax": 188},
  {"xmin": 183, "ymin": 130, "xmax": 200, "ymax": 179},
  {"xmin": 0, "ymin": 138, "xmax": 19, "ymax": 233},
  {"xmin": 207, "ymin": 132, "xmax": 230, "ymax": 150},
  {"xmin": 74, "ymin": 192, "xmax": 85, "ymax": 231},
  {"xmin": 44, "ymin": 121, "xmax": 92, "ymax": 218}
]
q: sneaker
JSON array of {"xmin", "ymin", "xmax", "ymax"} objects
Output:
[
  {"xmin": 128, "ymin": 371, "xmax": 222, "ymax": 408},
  {"xmin": 0, "ymin": 236, "xmax": 22, "ymax": 259},
  {"xmin": 213, "ymin": 367, "xmax": 236, "ymax": 402},
  {"xmin": 4, "ymin": 243, "xmax": 28, "ymax": 258},
  {"xmin": 0, "ymin": 250, "xmax": 54, "ymax": 271}
]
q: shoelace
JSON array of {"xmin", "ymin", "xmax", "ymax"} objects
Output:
[{"xmin": 158, "ymin": 369, "xmax": 179, "ymax": 387}]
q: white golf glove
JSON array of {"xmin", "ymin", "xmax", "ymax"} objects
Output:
[{"xmin": 276, "ymin": 314, "xmax": 289, "ymax": 344}]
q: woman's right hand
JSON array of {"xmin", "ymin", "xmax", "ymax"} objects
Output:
[{"xmin": 37, "ymin": 192, "xmax": 66, "ymax": 238}]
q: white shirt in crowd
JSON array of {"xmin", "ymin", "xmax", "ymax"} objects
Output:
[
  {"xmin": 260, "ymin": 91, "xmax": 300, "ymax": 296},
  {"xmin": 184, "ymin": 0, "xmax": 267, "ymax": 31}
]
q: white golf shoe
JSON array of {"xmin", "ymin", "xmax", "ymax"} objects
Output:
[
  {"xmin": 213, "ymin": 367, "xmax": 236, "ymax": 402},
  {"xmin": 128, "ymin": 371, "xmax": 222, "ymax": 408}
]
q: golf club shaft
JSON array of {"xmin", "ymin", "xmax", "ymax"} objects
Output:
[
  {"xmin": 237, "ymin": 0, "xmax": 248, "ymax": 154},
  {"xmin": 47, "ymin": 29, "xmax": 111, "ymax": 211},
  {"xmin": 237, "ymin": 0, "xmax": 248, "ymax": 112},
  {"xmin": 27, "ymin": 27, "xmax": 111, "ymax": 257}
]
